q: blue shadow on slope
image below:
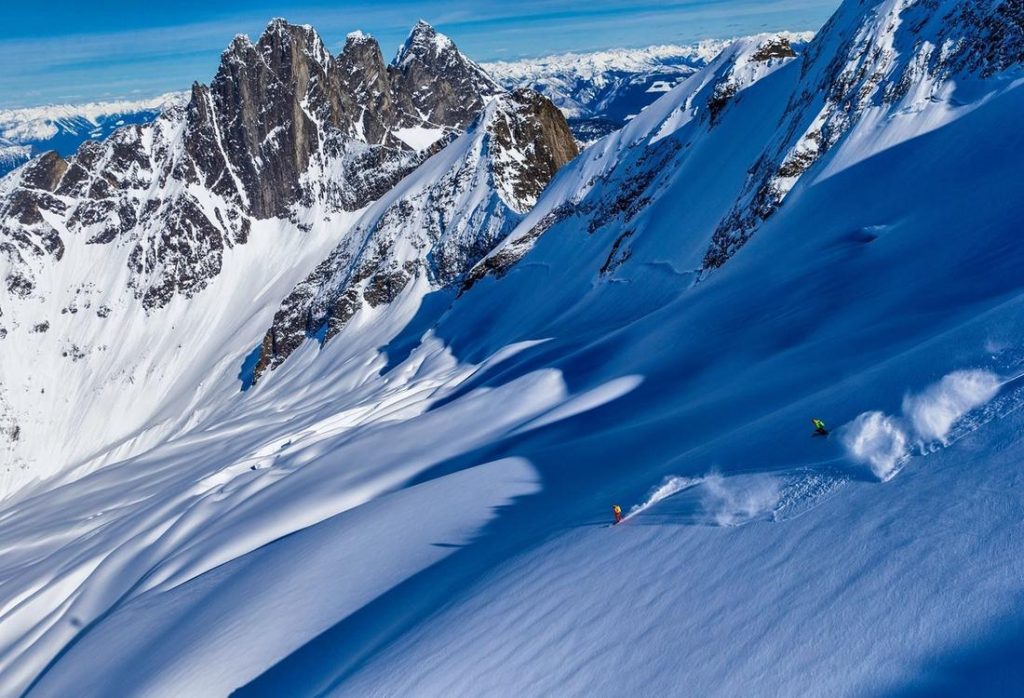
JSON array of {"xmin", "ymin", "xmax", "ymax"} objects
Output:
[
  {"xmin": 378, "ymin": 288, "xmax": 457, "ymax": 375},
  {"xmin": 238, "ymin": 345, "xmax": 263, "ymax": 392},
  {"xmin": 885, "ymin": 606, "xmax": 1024, "ymax": 697}
]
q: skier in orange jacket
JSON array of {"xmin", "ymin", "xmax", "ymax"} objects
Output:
[{"xmin": 612, "ymin": 504, "xmax": 623, "ymax": 524}]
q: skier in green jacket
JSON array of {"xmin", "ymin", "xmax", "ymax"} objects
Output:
[{"xmin": 812, "ymin": 418, "xmax": 828, "ymax": 436}]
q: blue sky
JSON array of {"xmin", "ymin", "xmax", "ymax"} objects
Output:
[{"xmin": 0, "ymin": 0, "xmax": 840, "ymax": 109}]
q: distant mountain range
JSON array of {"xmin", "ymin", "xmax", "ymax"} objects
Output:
[
  {"xmin": 485, "ymin": 41, "xmax": 763, "ymax": 144},
  {"xmin": 0, "ymin": 93, "xmax": 187, "ymax": 176}
]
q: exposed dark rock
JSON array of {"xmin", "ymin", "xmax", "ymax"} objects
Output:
[
  {"xmin": 488, "ymin": 89, "xmax": 579, "ymax": 213},
  {"xmin": 363, "ymin": 270, "xmax": 410, "ymax": 307},
  {"xmin": 584, "ymin": 139, "xmax": 679, "ymax": 234},
  {"xmin": 389, "ymin": 21, "xmax": 502, "ymax": 131},
  {"xmin": 62, "ymin": 344, "xmax": 87, "ymax": 361},
  {"xmin": 707, "ymin": 81, "xmax": 739, "ymax": 125},
  {"xmin": 751, "ymin": 37, "xmax": 798, "ymax": 62},
  {"xmin": 333, "ymin": 32, "xmax": 396, "ymax": 145},
  {"xmin": 19, "ymin": 151, "xmax": 67, "ymax": 191},
  {"xmin": 191, "ymin": 23, "xmax": 328, "ymax": 218},
  {"xmin": 127, "ymin": 195, "xmax": 228, "ymax": 309},
  {"xmin": 1, "ymin": 18, "xmax": 511, "ymax": 312},
  {"xmin": 0, "ymin": 151, "xmax": 69, "ymax": 296},
  {"xmin": 5, "ymin": 272, "xmax": 33, "ymax": 297},
  {"xmin": 600, "ymin": 228, "xmax": 636, "ymax": 275}
]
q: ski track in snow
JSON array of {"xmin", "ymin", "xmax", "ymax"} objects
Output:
[{"xmin": 624, "ymin": 365, "xmax": 1024, "ymax": 529}]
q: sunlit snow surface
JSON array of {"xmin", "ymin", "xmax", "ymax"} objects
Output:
[
  {"xmin": 4, "ymin": 7, "xmax": 1024, "ymax": 698},
  {"xmin": 393, "ymin": 126, "xmax": 446, "ymax": 151}
]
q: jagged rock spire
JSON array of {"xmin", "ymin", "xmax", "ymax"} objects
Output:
[{"xmin": 389, "ymin": 20, "xmax": 502, "ymax": 129}]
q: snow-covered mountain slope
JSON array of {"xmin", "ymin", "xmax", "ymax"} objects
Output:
[
  {"xmin": 464, "ymin": 33, "xmax": 806, "ymax": 289},
  {"xmin": 707, "ymin": 0, "xmax": 1024, "ymax": 267},
  {"xmin": 3, "ymin": 0, "xmax": 1024, "ymax": 695},
  {"xmin": 484, "ymin": 34, "xmax": 813, "ymax": 144},
  {"xmin": 0, "ymin": 94, "xmax": 187, "ymax": 177},
  {"xmin": 0, "ymin": 18, "xmax": 574, "ymax": 497}
]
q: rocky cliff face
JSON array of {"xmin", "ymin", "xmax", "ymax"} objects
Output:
[
  {"xmin": 390, "ymin": 21, "xmax": 503, "ymax": 129},
  {"xmin": 0, "ymin": 151, "xmax": 67, "ymax": 297},
  {"xmin": 0, "ymin": 17, "xmax": 578, "ymax": 476}
]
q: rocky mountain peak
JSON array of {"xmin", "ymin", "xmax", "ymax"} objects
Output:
[
  {"xmin": 395, "ymin": 20, "xmax": 455, "ymax": 66},
  {"xmin": 223, "ymin": 33, "xmax": 254, "ymax": 60},
  {"xmin": 340, "ymin": 30, "xmax": 384, "ymax": 60},
  {"xmin": 0, "ymin": 16, "xmax": 569, "ymax": 319},
  {"xmin": 389, "ymin": 21, "xmax": 501, "ymax": 129},
  {"xmin": 19, "ymin": 150, "xmax": 67, "ymax": 192},
  {"xmin": 255, "ymin": 18, "xmax": 331, "ymax": 75}
]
